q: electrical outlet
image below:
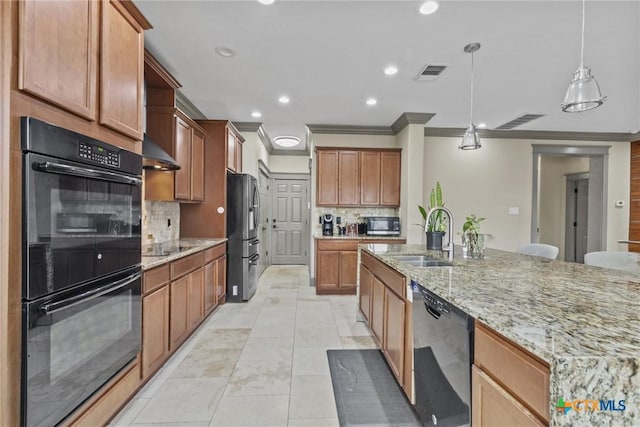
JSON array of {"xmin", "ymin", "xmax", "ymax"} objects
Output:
[{"xmin": 146, "ymin": 234, "xmax": 154, "ymax": 240}]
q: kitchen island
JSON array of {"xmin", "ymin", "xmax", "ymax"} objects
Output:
[{"xmin": 360, "ymin": 243, "xmax": 640, "ymax": 427}]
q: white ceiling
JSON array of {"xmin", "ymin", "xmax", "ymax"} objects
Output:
[{"xmin": 136, "ymin": 0, "xmax": 640, "ymax": 152}]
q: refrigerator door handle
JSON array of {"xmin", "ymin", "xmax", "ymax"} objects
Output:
[
  {"xmin": 249, "ymin": 239, "xmax": 260, "ymax": 246},
  {"xmin": 249, "ymin": 253, "xmax": 260, "ymax": 265}
]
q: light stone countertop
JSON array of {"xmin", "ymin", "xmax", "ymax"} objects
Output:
[
  {"xmin": 141, "ymin": 238, "xmax": 227, "ymax": 270},
  {"xmin": 361, "ymin": 243, "xmax": 640, "ymax": 427}
]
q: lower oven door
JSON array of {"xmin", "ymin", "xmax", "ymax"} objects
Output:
[{"xmin": 22, "ymin": 267, "xmax": 141, "ymax": 427}]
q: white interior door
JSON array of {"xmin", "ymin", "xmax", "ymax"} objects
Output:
[{"xmin": 271, "ymin": 177, "xmax": 309, "ymax": 265}]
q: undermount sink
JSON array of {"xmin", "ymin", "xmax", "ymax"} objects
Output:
[{"xmin": 389, "ymin": 255, "xmax": 453, "ymax": 268}]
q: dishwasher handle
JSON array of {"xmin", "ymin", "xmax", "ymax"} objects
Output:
[{"xmin": 425, "ymin": 304, "xmax": 441, "ymax": 319}]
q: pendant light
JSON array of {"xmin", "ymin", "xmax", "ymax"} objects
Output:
[
  {"xmin": 561, "ymin": 0, "xmax": 606, "ymax": 112},
  {"xmin": 459, "ymin": 42, "xmax": 481, "ymax": 150}
]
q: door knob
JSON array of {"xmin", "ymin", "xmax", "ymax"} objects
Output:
[{"xmin": 273, "ymin": 225, "xmax": 277, "ymax": 229}]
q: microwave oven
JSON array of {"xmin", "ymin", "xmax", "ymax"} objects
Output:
[{"xmin": 364, "ymin": 217, "xmax": 400, "ymax": 236}]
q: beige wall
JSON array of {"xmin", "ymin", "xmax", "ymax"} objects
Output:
[
  {"xmin": 397, "ymin": 124, "xmax": 425, "ymax": 243},
  {"xmin": 538, "ymin": 156, "xmax": 589, "ymax": 259},
  {"xmin": 269, "ymin": 155, "xmax": 310, "ymax": 173},
  {"xmin": 422, "ymin": 137, "xmax": 630, "ymax": 252},
  {"xmin": 240, "ymin": 131, "xmax": 270, "ymax": 178}
]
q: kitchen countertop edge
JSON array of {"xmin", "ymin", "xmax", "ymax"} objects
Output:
[{"xmin": 141, "ymin": 238, "xmax": 227, "ymax": 270}]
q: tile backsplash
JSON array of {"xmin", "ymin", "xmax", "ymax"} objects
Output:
[
  {"xmin": 142, "ymin": 201, "xmax": 180, "ymax": 244},
  {"xmin": 313, "ymin": 207, "xmax": 399, "ymax": 235}
]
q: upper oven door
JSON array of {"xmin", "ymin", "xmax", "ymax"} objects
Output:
[{"xmin": 23, "ymin": 153, "xmax": 142, "ymax": 300}]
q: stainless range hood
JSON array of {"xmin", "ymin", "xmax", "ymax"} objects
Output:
[{"xmin": 142, "ymin": 134, "xmax": 180, "ymax": 171}]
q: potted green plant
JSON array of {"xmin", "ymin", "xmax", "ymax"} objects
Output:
[
  {"xmin": 462, "ymin": 214, "xmax": 485, "ymax": 259},
  {"xmin": 419, "ymin": 181, "xmax": 447, "ymax": 250}
]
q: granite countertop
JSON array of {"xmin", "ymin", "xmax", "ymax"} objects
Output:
[
  {"xmin": 141, "ymin": 238, "xmax": 227, "ymax": 270},
  {"xmin": 314, "ymin": 234, "xmax": 405, "ymax": 240},
  {"xmin": 361, "ymin": 243, "xmax": 640, "ymax": 427}
]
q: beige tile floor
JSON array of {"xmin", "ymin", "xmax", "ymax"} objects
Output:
[{"xmin": 110, "ymin": 265, "xmax": 376, "ymax": 427}]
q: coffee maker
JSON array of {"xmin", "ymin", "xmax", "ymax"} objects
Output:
[{"xmin": 321, "ymin": 214, "xmax": 334, "ymax": 236}]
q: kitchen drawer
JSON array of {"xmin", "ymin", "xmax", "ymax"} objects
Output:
[
  {"xmin": 143, "ymin": 264, "xmax": 170, "ymax": 295},
  {"xmin": 204, "ymin": 243, "xmax": 225, "ymax": 264},
  {"xmin": 171, "ymin": 252, "xmax": 204, "ymax": 280},
  {"xmin": 361, "ymin": 252, "xmax": 405, "ymax": 298},
  {"xmin": 474, "ymin": 322, "xmax": 550, "ymax": 422},
  {"xmin": 317, "ymin": 239, "xmax": 359, "ymax": 251}
]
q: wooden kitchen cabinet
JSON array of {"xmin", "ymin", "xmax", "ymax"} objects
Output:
[
  {"xmin": 472, "ymin": 366, "xmax": 545, "ymax": 427},
  {"xmin": 187, "ymin": 268, "xmax": 204, "ymax": 329},
  {"xmin": 141, "ymin": 285, "xmax": 169, "ymax": 379},
  {"xmin": 370, "ymin": 275, "xmax": 385, "ymax": 344},
  {"xmin": 474, "ymin": 321, "xmax": 550, "ymax": 425},
  {"xmin": 384, "ymin": 287, "xmax": 405, "ymax": 380},
  {"xmin": 316, "ymin": 148, "xmax": 401, "ymax": 207},
  {"xmin": 315, "ymin": 239, "xmax": 359, "ymax": 294},
  {"xmin": 380, "ymin": 151, "xmax": 401, "ymax": 206},
  {"xmin": 18, "ymin": 0, "xmax": 98, "ymax": 120},
  {"xmin": 18, "ymin": 0, "xmax": 147, "ymax": 141},
  {"xmin": 359, "ymin": 265, "xmax": 372, "ymax": 322},
  {"xmin": 360, "ymin": 250, "xmax": 410, "ymax": 394},
  {"xmin": 169, "ymin": 274, "xmax": 189, "ymax": 350},
  {"xmin": 145, "ymin": 108, "xmax": 206, "ymax": 202},
  {"xmin": 217, "ymin": 255, "xmax": 227, "ymax": 304},
  {"xmin": 226, "ymin": 126, "xmax": 244, "ymax": 173},
  {"xmin": 204, "ymin": 261, "xmax": 217, "ymax": 313},
  {"xmin": 99, "ymin": 0, "xmax": 144, "ymax": 140}
]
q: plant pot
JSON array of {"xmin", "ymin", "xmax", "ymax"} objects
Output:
[
  {"xmin": 462, "ymin": 232, "xmax": 485, "ymax": 259},
  {"xmin": 426, "ymin": 231, "xmax": 445, "ymax": 250}
]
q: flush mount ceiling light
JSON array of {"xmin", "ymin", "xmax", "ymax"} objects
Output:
[
  {"xmin": 215, "ymin": 46, "xmax": 236, "ymax": 58},
  {"xmin": 278, "ymin": 95, "xmax": 290, "ymax": 104},
  {"xmin": 561, "ymin": 0, "xmax": 606, "ymax": 113},
  {"xmin": 419, "ymin": 1, "xmax": 439, "ymax": 15},
  {"xmin": 251, "ymin": 111, "xmax": 262, "ymax": 118},
  {"xmin": 274, "ymin": 136, "xmax": 301, "ymax": 148},
  {"xmin": 384, "ymin": 66, "xmax": 398, "ymax": 76},
  {"xmin": 459, "ymin": 42, "xmax": 482, "ymax": 150},
  {"xmin": 257, "ymin": 0, "xmax": 274, "ymax": 4},
  {"xmin": 366, "ymin": 98, "xmax": 377, "ymax": 106}
]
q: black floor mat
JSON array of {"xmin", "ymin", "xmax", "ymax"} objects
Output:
[{"xmin": 327, "ymin": 349, "xmax": 421, "ymax": 427}]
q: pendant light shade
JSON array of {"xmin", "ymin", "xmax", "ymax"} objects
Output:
[
  {"xmin": 561, "ymin": 0, "xmax": 606, "ymax": 113},
  {"xmin": 561, "ymin": 65, "xmax": 606, "ymax": 112},
  {"xmin": 460, "ymin": 123, "xmax": 481, "ymax": 150},
  {"xmin": 459, "ymin": 42, "xmax": 481, "ymax": 150}
]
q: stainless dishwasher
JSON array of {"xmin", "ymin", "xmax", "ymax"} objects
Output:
[{"xmin": 411, "ymin": 280, "xmax": 474, "ymax": 427}]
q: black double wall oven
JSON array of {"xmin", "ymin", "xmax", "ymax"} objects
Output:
[{"xmin": 21, "ymin": 117, "xmax": 143, "ymax": 427}]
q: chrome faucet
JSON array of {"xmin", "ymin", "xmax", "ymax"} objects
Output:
[{"xmin": 425, "ymin": 207, "xmax": 454, "ymax": 262}]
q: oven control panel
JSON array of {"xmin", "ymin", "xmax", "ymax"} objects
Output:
[{"xmin": 78, "ymin": 141, "xmax": 119, "ymax": 168}]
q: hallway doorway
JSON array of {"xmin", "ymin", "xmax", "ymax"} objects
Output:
[
  {"xmin": 271, "ymin": 174, "xmax": 310, "ymax": 265},
  {"xmin": 565, "ymin": 174, "xmax": 589, "ymax": 263}
]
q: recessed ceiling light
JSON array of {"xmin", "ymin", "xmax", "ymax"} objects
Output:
[
  {"xmin": 215, "ymin": 46, "xmax": 236, "ymax": 58},
  {"xmin": 257, "ymin": 0, "xmax": 274, "ymax": 4},
  {"xmin": 251, "ymin": 111, "xmax": 262, "ymax": 118},
  {"xmin": 366, "ymin": 98, "xmax": 377, "ymax": 106},
  {"xmin": 419, "ymin": 1, "xmax": 439, "ymax": 15},
  {"xmin": 278, "ymin": 95, "xmax": 290, "ymax": 104},
  {"xmin": 274, "ymin": 136, "xmax": 301, "ymax": 148},
  {"xmin": 384, "ymin": 66, "xmax": 398, "ymax": 76},
  {"xmin": 477, "ymin": 123, "xmax": 487, "ymax": 129}
]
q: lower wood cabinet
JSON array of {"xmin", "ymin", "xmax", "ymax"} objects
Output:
[
  {"xmin": 316, "ymin": 238, "xmax": 405, "ymax": 295},
  {"xmin": 169, "ymin": 274, "xmax": 190, "ymax": 350},
  {"xmin": 187, "ymin": 268, "xmax": 204, "ymax": 329},
  {"xmin": 204, "ymin": 260, "xmax": 217, "ymax": 312},
  {"xmin": 141, "ymin": 285, "xmax": 170, "ymax": 378},
  {"xmin": 217, "ymin": 255, "xmax": 227, "ymax": 303},
  {"xmin": 359, "ymin": 251, "xmax": 408, "ymax": 394},
  {"xmin": 472, "ymin": 366, "xmax": 545, "ymax": 427}
]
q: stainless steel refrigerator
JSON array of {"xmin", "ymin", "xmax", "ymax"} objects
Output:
[{"xmin": 226, "ymin": 173, "xmax": 260, "ymax": 302}]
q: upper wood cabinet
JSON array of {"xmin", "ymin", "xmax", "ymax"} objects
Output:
[
  {"xmin": 226, "ymin": 126, "xmax": 244, "ymax": 173},
  {"xmin": 18, "ymin": 0, "xmax": 149, "ymax": 141},
  {"xmin": 18, "ymin": 0, "xmax": 98, "ymax": 120},
  {"xmin": 99, "ymin": 0, "xmax": 144, "ymax": 140},
  {"xmin": 145, "ymin": 108, "xmax": 206, "ymax": 202},
  {"xmin": 316, "ymin": 148, "xmax": 401, "ymax": 207}
]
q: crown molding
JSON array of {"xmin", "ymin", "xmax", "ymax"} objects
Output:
[
  {"xmin": 270, "ymin": 148, "xmax": 310, "ymax": 156},
  {"xmin": 391, "ymin": 112, "xmax": 435, "ymax": 134},
  {"xmin": 234, "ymin": 122, "xmax": 262, "ymax": 132},
  {"xmin": 306, "ymin": 124, "xmax": 395, "ymax": 135},
  {"xmin": 257, "ymin": 126, "xmax": 274, "ymax": 154},
  {"xmin": 532, "ymin": 144, "xmax": 611, "ymax": 156},
  {"xmin": 175, "ymin": 91, "xmax": 206, "ymax": 120},
  {"xmin": 424, "ymin": 127, "xmax": 635, "ymax": 142}
]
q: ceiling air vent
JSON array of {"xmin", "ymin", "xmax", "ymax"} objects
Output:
[
  {"xmin": 415, "ymin": 64, "xmax": 448, "ymax": 81},
  {"xmin": 494, "ymin": 114, "xmax": 546, "ymax": 130}
]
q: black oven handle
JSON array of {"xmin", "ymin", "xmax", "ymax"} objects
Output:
[
  {"xmin": 35, "ymin": 161, "xmax": 142, "ymax": 186},
  {"xmin": 249, "ymin": 253, "xmax": 260, "ymax": 265},
  {"xmin": 40, "ymin": 271, "xmax": 141, "ymax": 315}
]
